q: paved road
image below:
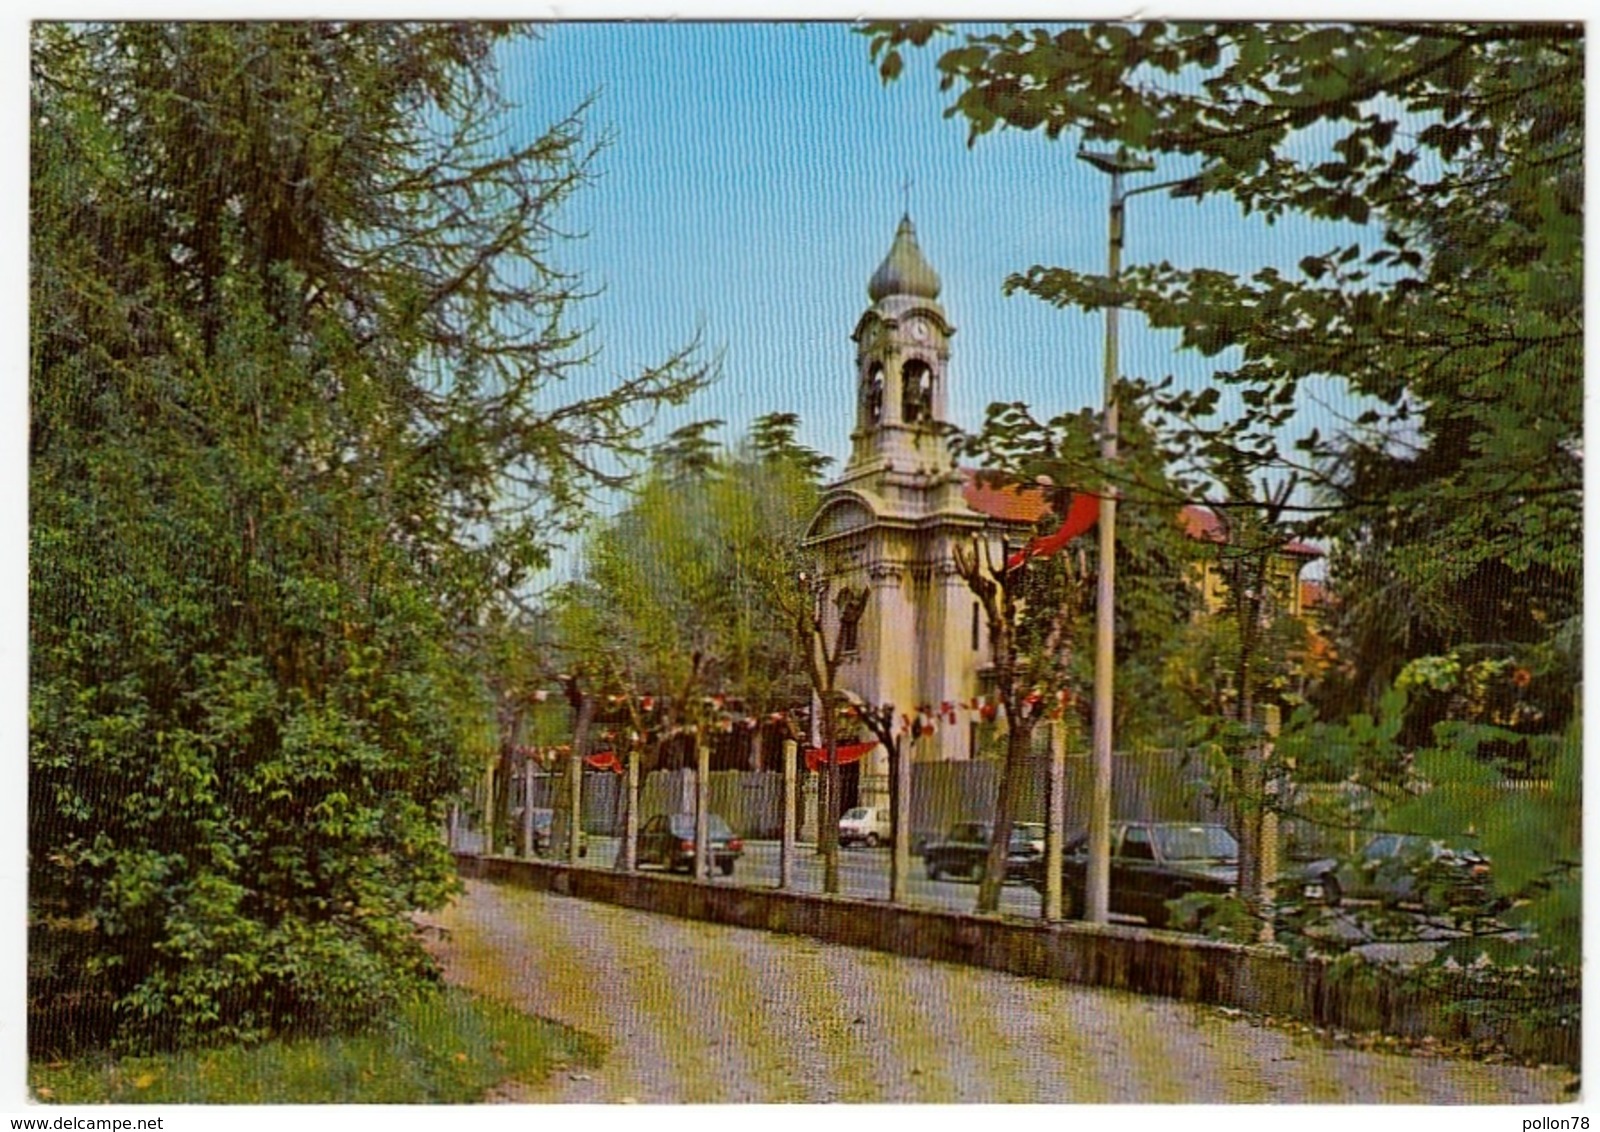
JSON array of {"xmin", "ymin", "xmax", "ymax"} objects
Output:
[
  {"xmin": 575, "ymin": 836, "xmax": 1062, "ymax": 919},
  {"xmin": 423, "ymin": 879, "xmax": 1574, "ymax": 1104},
  {"xmin": 505, "ymin": 836, "xmax": 1483, "ymax": 954}
]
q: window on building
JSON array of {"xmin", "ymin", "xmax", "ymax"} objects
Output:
[
  {"xmin": 901, "ymin": 359, "xmax": 933, "ymax": 423},
  {"xmin": 835, "ymin": 585, "xmax": 867, "ymax": 655},
  {"xmin": 971, "ymin": 602, "xmax": 980, "ymax": 650},
  {"xmin": 862, "ymin": 363, "xmax": 884, "ymax": 426}
]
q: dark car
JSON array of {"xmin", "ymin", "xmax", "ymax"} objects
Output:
[
  {"xmin": 638, "ymin": 812, "xmax": 745, "ymax": 876},
  {"xmin": 1023, "ymin": 821, "xmax": 1240, "ymax": 928},
  {"xmin": 1300, "ymin": 833, "xmax": 1495, "ymax": 913},
  {"xmin": 922, "ymin": 821, "xmax": 1043, "ymax": 884}
]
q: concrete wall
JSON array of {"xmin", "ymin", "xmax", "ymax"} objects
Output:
[{"xmin": 453, "ymin": 852, "xmax": 1579, "ymax": 1069}]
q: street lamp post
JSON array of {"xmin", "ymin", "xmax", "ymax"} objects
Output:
[{"xmin": 1076, "ymin": 148, "xmax": 1200, "ymax": 924}]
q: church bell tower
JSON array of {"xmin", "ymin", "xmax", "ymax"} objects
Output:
[
  {"xmin": 848, "ymin": 215, "xmax": 959, "ymax": 490},
  {"xmin": 803, "ymin": 216, "xmax": 992, "ymax": 777}
]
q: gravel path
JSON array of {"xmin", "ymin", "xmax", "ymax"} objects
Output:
[{"xmin": 423, "ymin": 879, "xmax": 1574, "ymax": 1104}]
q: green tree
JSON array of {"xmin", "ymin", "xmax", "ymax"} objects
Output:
[
  {"xmin": 30, "ymin": 22, "xmax": 706, "ymax": 1053},
  {"xmin": 866, "ymin": 21, "xmax": 1581, "ymax": 934},
  {"xmin": 550, "ymin": 415, "xmax": 824, "ymax": 798},
  {"xmin": 865, "ymin": 21, "xmax": 1581, "ymax": 718},
  {"xmin": 561, "ymin": 416, "xmax": 822, "ymax": 733},
  {"xmin": 954, "ymin": 400, "xmax": 1202, "ymax": 745},
  {"xmin": 951, "ymin": 534, "xmax": 1077, "ymax": 914},
  {"xmin": 951, "ymin": 401, "xmax": 1197, "ymax": 913}
]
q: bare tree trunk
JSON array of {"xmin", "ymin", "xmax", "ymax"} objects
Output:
[
  {"xmin": 567, "ymin": 748, "xmax": 583, "ymax": 866},
  {"xmin": 564, "ymin": 695, "xmax": 595, "ymax": 865},
  {"xmin": 1256, "ymin": 705, "xmax": 1282, "ymax": 943},
  {"xmin": 889, "ymin": 735, "xmax": 909, "ymax": 903},
  {"xmin": 523, "ymin": 753, "xmax": 535, "ymax": 860},
  {"xmin": 1234, "ymin": 563, "xmax": 1265, "ymax": 928},
  {"xmin": 695, "ymin": 734, "xmax": 711, "ymax": 880},
  {"xmin": 822, "ymin": 702, "xmax": 840, "ymax": 895},
  {"xmin": 977, "ymin": 721, "xmax": 1032, "ymax": 913},
  {"xmin": 780, "ymin": 738, "xmax": 796, "ymax": 889},
  {"xmin": 1044, "ymin": 717, "xmax": 1067, "ymax": 920},
  {"xmin": 482, "ymin": 759, "xmax": 496, "ymax": 857},
  {"xmin": 615, "ymin": 745, "xmax": 639, "ymax": 871}
]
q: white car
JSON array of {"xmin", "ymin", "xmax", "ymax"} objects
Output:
[{"xmin": 839, "ymin": 806, "xmax": 893, "ymax": 848}]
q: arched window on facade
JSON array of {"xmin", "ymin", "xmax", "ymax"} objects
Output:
[
  {"xmin": 902, "ymin": 359, "xmax": 933, "ymax": 424},
  {"xmin": 836, "ymin": 585, "xmax": 868, "ymax": 654},
  {"xmin": 862, "ymin": 363, "xmax": 885, "ymax": 426}
]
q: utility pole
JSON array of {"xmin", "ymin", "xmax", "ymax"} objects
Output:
[
  {"xmin": 1077, "ymin": 147, "xmax": 1150, "ymax": 923},
  {"xmin": 1076, "ymin": 149, "xmax": 1204, "ymax": 922}
]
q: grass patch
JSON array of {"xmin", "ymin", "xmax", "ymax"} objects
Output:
[{"xmin": 29, "ymin": 986, "xmax": 605, "ymax": 1104}]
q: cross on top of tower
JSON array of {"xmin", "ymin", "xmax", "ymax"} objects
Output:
[{"xmin": 867, "ymin": 213, "xmax": 941, "ymax": 303}]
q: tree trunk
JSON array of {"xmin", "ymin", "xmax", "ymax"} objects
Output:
[
  {"xmin": 977, "ymin": 720, "xmax": 1032, "ymax": 913},
  {"xmin": 822, "ymin": 704, "xmax": 840, "ymax": 895},
  {"xmin": 562, "ymin": 696, "xmax": 595, "ymax": 864},
  {"xmin": 695, "ymin": 733, "xmax": 711, "ymax": 880},
  {"xmin": 1234, "ymin": 573, "xmax": 1264, "ymax": 927},
  {"xmin": 780, "ymin": 738, "xmax": 796, "ymax": 889},
  {"xmin": 891, "ymin": 734, "xmax": 912, "ymax": 903},
  {"xmin": 523, "ymin": 754, "xmax": 536, "ymax": 860},
  {"xmin": 1044, "ymin": 717, "xmax": 1067, "ymax": 920},
  {"xmin": 616, "ymin": 745, "xmax": 639, "ymax": 871}
]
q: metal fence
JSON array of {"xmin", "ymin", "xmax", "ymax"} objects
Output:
[{"xmin": 465, "ymin": 749, "xmax": 1223, "ymax": 845}]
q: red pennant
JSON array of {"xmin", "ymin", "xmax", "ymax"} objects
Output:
[
  {"xmin": 803, "ymin": 740, "xmax": 877, "ymax": 772},
  {"xmin": 1006, "ymin": 492, "xmax": 1099, "ymax": 571}
]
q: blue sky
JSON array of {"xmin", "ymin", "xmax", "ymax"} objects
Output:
[{"xmin": 499, "ymin": 22, "xmax": 1378, "ymax": 511}]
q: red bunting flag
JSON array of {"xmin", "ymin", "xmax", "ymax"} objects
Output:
[
  {"xmin": 1006, "ymin": 492, "xmax": 1100, "ymax": 572},
  {"xmin": 803, "ymin": 741, "xmax": 877, "ymax": 773},
  {"xmin": 585, "ymin": 751, "xmax": 623, "ymax": 773}
]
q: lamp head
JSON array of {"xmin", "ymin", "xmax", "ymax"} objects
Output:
[{"xmin": 1077, "ymin": 146, "xmax": 1156, "ymax": 176}]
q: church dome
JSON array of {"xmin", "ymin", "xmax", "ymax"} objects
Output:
[{"xmin": 867, "ymin": 214, "xmax": 942, "ymax": 302}]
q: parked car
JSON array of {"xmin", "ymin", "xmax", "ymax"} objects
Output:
[
  {"xmin": 922, "ymin": 821, "xmax": 1042, "ymax": 884},
  {"xmin": 839, "ymin": 806, "xmax": 893, "ymax": 848},
  {"xmin": 526, "ymin": 807, "xmax": 587, "ymax": 858},
  {"xmin": 1300, "ymin": 833, "xmax": 1496, "ymax": 913},
  {"xmin": 638, "ymin": 812, "xmax": 745, "ymax": 876},
  {"xmin": 1022, "ymin": 820, "xmax": 1240, "ymax": 928}
]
